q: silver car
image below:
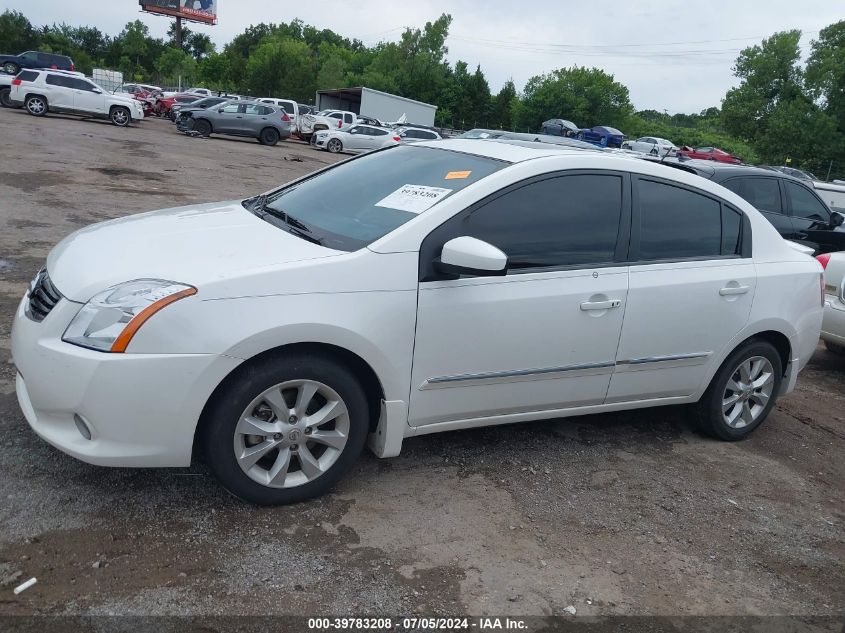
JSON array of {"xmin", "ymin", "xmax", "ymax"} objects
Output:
[
  {"xmin": 178, "ymin": 100, "xmax": 292, "ymax": 146},
  {"xmin": 622, "ymin": 136, "xmax": 678, "ymax": 156},
  {"xmin": 395, "ymin": 126, "xmax": 442, "ymax": 142},
  {"xmin": 314, "ymin": 124, "xmax": 400, "ymax": 154}
]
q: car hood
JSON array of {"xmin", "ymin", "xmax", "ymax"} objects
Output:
[{"xmin": 47, "ymin": 200, "xmax": 343, "ymax": 302}]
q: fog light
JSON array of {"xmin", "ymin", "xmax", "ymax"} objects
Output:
[{"xmin": 73, "ymin": 414, "xmax": 92, "ymax": 440}]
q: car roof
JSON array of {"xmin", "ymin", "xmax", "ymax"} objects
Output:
[
  {"xmin": 654, "ymin": 158, "xmax": 815, "ymax": 185},
  {"xmin": 415, "ymin": 138, "xmax": 605, "ymax": 162}
]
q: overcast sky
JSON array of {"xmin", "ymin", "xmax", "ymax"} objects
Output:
[{"xmin": 5, "ymin": 0, "xmax": 841, "ymax": 113}]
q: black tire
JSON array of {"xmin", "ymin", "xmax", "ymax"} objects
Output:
[
  {"xmin": 576, "ymin": 132, "xmax": 584, "ymax": 140},
  {"xmin": 327, "ymin": 138, "xmax": 343, "ymax": 153},
  {"xmin": 0, "ymin": 87, "xmax": 12, "ymax": 108},
  {"xmin": 25, "ymin": 95, "xmax": 47, "ymax": 117},
  {"xmin": 110, "ymin": 106, "xmax": 131, "ymax": 127},
  {"xmin": 308, "ymin": 134, "xmax": 317, "ymax": 146},
  {"xmin": 192, "ymin": 118, "xmax": 212, "ymax": 137},
  {"xmin": 824, "ymin": 340, "xmax": 845, "ymax": 355},
  {"xmin": 695, "ymin": 340, "xmax": 782, "ymax": 441},
  {"xmin": 2, "ymin": 61, "xmax": 19, "ymax": 75},
  {"xmin": 258, "ymin": 127, "xmax": 280, "ymax": 146},
  {"xmin": 201, "ymin": 353, "xmax": 369, "ymax": 505}
]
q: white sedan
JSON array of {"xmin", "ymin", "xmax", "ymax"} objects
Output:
[
  {"xmin": 11, "ymin": 140, "xmax": 823, "ymax": 504},
  {"xmin": 623, "ymin": 136, "xmax": 678, "ymax": 156},
  {"xmin": 313, "ymin": 124, "xmax": 401, "ymax": 153},
  {"xmin": 819, "ymin": 252, "xmax": 845, "ymax": 354}
]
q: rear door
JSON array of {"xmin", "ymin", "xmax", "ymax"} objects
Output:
[
  {"xmin": 607, "ymin": 175, "xmax": 755, "ymax": 403},
  {"xmin": 43, "ymin": 74, "xmax": 75, "ymax": 110},
  {"xmin": 721, "ymin": 176, "xmax": 794, "ymax": 241}
]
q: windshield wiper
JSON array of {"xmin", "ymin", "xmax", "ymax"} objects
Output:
[{"xmin": 246, "ymin": 195, "xmax": 323, "ymax": 244}]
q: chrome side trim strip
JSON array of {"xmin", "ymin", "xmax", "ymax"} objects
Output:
[
  {"xmin": 424, "ymin": 361, "xmax": 616, "ymax": 388},
  {"xmin": 617, "ymin": 352, "xmax": 711, "ymax": 365}
]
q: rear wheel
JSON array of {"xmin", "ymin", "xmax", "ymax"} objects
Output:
[
  {"xmin": 0, "ymin": 87, "xmax": 12, "ymax": 108},
  {"xmin": 25, "ymin": 95, "xmax": 47, "ymax": 117},
  {"xmin": 2, "ymin": 61, "xmax": 19, "ymax": 75},
  {"xmin": 192, "ymin": 118, "xmax": 212, "ymax": 137},
  {"xmin": 259, "ymin": 127, "xmax": 280, "ymax": 146},
  {"xmin": 695, "ymin": 340, "xmax": 782, "ymax": 441},
  {"xmin": 327, "ymin": 138, "xmax": 343, "ymax": 153},
  {"xmin": 201, "ymin": 353, "xmax": 369, "ymax": 505},
  {"xmin": 576, "ymin": 131, "xmax": 584, "ymax": 140},
  {"xmin": 825, "ymin": 340, "xmax": 845, "ymax": 355},
  {"xmin": 110, "ymin": 106, "xmax": 130, "ymax": 127}
]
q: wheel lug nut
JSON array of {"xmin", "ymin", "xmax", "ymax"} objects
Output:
[
  {"xmin": 291, "ymin": 444, "xmax": 298, "ymax": 451},
  {"xmin": 289, "ymin": 415, "xmax": 297, "ymax": 423},
  {"xmin": 304, "ymin": 428, "xmax": 312, "ymax": 435},
  {"xmin": 273, "ymin": 433, "xmax": 282, "ymax": 440}
]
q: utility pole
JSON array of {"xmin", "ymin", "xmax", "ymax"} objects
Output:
[{"xmin": 175, "ymin": 16, "xmax": 183, "ymax": 49}]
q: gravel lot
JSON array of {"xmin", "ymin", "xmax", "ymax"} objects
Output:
[{"xmin": 0, "ymin": 108, "xmax": 843, "ymax": 621}]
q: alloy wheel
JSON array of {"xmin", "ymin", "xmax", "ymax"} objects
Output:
[
  {"xmin": 233, "ymin": 379, "xmax": 350, "ymax": 489},
  {"xmin": 112, "ymin": 109, "xmax": 129, "ymax": 125},
  {"xmin": 722, "ymin": 356, "xmax": 775, "ymax": 429},
  {"xmin": 27, "ymin": 98, "xmax": 45, "ymax": 115},
  {"xmin": 327, "ymin": 139, "xmax": 342, "ymax": 153}
]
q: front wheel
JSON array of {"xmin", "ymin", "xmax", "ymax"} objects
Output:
[
  {"xmin": 25, "ymin": 95, "xmax": 47, "ymax": 117},
  {"xmin": 327, "ymin": 138, "xmax": 343, "ymax": 153},
  {"xmin": 2, "ymin": 62, "xmax": 19, "ymax": 75},
  {"xmin": 695, "ymin": 340, "xmax": 782, "ymax": 441},
  {"xmin": 201, "ymin": 354, "xmax": 369, "ymax": 505},
  {"xmin": 0, "ymin": 87, "xmax": 12, "ymax": 108},
  {"xmin": 192, "ymin": 118, "xmax": 212, "ymax": 137},
  {"xmin": 258, "ymin": 127, "xmax": 280, "ymax": 146},
  {"xmin": 110, "ymin": 106, "xmax": 130, "ymax": 127}
]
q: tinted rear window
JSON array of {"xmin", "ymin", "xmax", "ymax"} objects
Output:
[{"xmin": 258, "ymin": 146, "xmax": 506, "ymax": 251}]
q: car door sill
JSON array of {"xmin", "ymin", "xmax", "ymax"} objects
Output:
[{"xmin": 409, "ymin": 394, "xmax": 692, "ymax": 434}]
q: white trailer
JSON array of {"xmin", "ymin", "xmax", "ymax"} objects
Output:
[{"xmin": 315, "ymin": 87, "xmax": 437, "ymax": 128}]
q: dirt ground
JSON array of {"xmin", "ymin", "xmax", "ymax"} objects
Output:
[{"xmin": 0, "ymin": 107, "xmax": 843, "ymax": 622}]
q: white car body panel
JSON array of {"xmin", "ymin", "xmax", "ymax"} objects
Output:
[
  {"xmin": 314, "ymin": 126, "xmax": 399, "ymax": 154},
  {"xmin": 11, "ymin": 139, "xmax": 824, "ymax": 469},
  {"xmin": 821, "ymin": 253, "xmax": 845, "ymax": 347}
]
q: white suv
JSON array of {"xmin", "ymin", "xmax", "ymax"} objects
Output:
[
  {"xmin": 10, "ymin": 69, "xmax": 144, "ymax": 126},
  {"xmin": 11, "ymin": 140, "xmax": 823, "ymax": 505}
]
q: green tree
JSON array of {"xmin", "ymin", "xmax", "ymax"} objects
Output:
[
  {"xmin": 0, "ymin": 10, "xmax": 38, "ymax": 53},
  {"xmin": 245, "ymin": 37, "xmax": 316, "ymax": 100},
  {"xmin": 491, "ymin": 79, "xmax": 517, "ymax": 130},
  {"xmin": 155, "ymin": 47, "xmax": 197, "ymax": 87},
  {"xmin": 514, "ymin": 66, "xmax": 633, "ymax": 132},
  {"xmin": 118, "ymin": 20, "xmax": 151, "ymax": 76}
]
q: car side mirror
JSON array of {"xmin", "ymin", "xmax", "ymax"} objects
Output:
[
  {"xmin": 831, "ymin": 211, "xmax": 844, "ymax": 228},
  {"xmin": 434, "ymin": 236, "xmax": 507, "ymax": 277},
  {"xmin": 218, "ymin": 108, "xmax": 225, "ymax": 113}
]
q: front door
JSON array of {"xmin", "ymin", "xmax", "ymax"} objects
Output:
[
  {"xmin": 214, "ymin": 103, "xmax": 243, "ymax": 134},
  {"xmin": 785, "ymin": 179, "xmax": 840, "ymax": 253},
  {"xmin": 607, "ymin": 176, "xmax": 755, "ymax": 402},
  {"xmin": 71, "ymin": 78, "xmax": 105, "ymax": 115},
  {"xmin": 409, "ymin": 172, "xmax": 631, "ymax": 427}
]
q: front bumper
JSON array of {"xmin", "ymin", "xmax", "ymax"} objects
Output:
[
  {"xmin": 11, "ymin": 292, "xmax": 241, "ymax": 467},
  {"xmin": 314, "ymin": 135, "xmax": 328, "ymax": 148},
  {"xmin": 821, "ymin": 296, "xmax": 845, "ymax": 346}
]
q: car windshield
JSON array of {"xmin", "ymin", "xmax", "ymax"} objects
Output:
[
  {"xmin": 250, "ymin": 146, "xmax": 506, "ymax": 251},
  {"xmin": 603, "ymin": 127, "xmax": 623, "ymax": 135}
]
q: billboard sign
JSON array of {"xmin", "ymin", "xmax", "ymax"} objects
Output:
[{"xmin": 139, "ymin": 0, "xmax": 217, "ymax": 25}]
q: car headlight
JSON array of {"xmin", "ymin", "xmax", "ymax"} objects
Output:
[{"xmin": 63, "ymin": 280, "xmax": 196, "ymax": 352}]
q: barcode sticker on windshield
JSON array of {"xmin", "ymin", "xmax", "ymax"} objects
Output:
[{"xmin": 375, "ymin": 184, "xmax": 453, "ymax": 214}]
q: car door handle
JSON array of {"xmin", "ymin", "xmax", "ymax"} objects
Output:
[
  {"xmin": 719, "ymin": 285, "xmax": 750, "ymax": 296},
  {"xmin": 580, "ymin": 299, "xmax": 622, "ymax": 311}
]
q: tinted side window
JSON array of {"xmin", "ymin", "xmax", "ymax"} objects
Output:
[
  {"xmin": 638, "ymin": 179, "xmax": 721, "ymax": 260},
  {"xmin": 371, "ymin": 128, "xmax": 389, "ymax": 136},
  {"xmin": 45, "ymin": 74, "xmax": 74, "ymax": 88},
  {"xmin": 72, "ymin": 78, "xmax": 97, "ymax": 91},
  {"xmin": 17, "ymin": 70, "xmax": 39, "ymax": 82},
  {"xmin": 786, "ymin": 181, "xmax": 829, "ymax": 222},
  {"xmin": 460, "ymin": 174, "xmax": 623, "ymax": 269},
  {"xmin": 722, "ymin": 207, "xmax": 742, "ymax": 255},
  {"xmin": 728, "ymin": 177, "xmax": 782, "ymax": 214}
]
